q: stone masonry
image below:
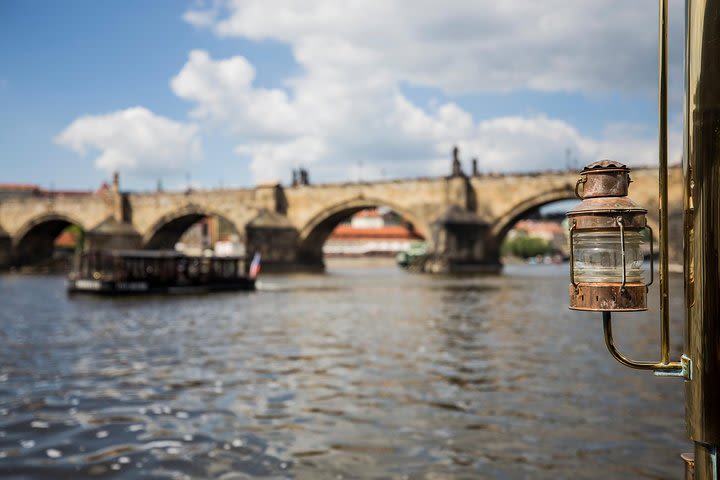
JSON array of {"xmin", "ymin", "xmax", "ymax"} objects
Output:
[{"xmin": 0, "ymin": 166, "xmax": 683, "ymax": 272}]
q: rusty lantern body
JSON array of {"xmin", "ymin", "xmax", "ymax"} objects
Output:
[{"xmin": 567, "ymin": 160, "xmax": 652, "ymax": 312}]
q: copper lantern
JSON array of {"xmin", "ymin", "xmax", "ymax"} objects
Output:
[{"xmin": 567, "ymin": 160, "xmax": 652, "ymax": 312}]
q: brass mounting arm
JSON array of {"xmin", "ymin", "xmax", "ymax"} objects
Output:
[{"xmin": 602, "ymin": 312, "xmax": 690, "ymax": 379}]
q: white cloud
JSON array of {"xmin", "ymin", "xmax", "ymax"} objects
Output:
[
  {"xmin": 236, "ymin": 136, "xmax": 326, "ymax": 182},
  {"xmin": 182, "ymin": 7, "xmax": 218, "ymax": 28},
  {"xmin": 55, "ymin": 107, "xmax": 202, "ymax": 176},
  {"xmin": 174, "ymin": 1, "xmax": 683, "ymax": 184},
  {"xmin": 186, "ymin": 0, "xmax": 683, "ymax": 95},
  {"xmin": 170, "ymin": 47, "xmax": 681, "ymax": 184},
  {"xmin": 171, "ymin": 50, "xmax": 301, "ymax": 139},
  {"xmin": 458, "ymin": 116, "xmax": 682, "ymax": 175}
]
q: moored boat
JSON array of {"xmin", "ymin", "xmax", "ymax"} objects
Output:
[
  {"xmin": 396, "ymin": 241, "xmax": 428, "ymax": 271},
  {"xmin": 67, "ymin": 249, "xmax": 256, "ymax": 295}
]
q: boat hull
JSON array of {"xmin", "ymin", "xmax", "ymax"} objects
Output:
[{"xmin": 67, "ymin": 278, "xmax": 255, "ymax": 295}]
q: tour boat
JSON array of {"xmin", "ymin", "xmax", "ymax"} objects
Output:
[{"xmin": 67, "ymin": 249, "xmax": 256, "ymax": 295}]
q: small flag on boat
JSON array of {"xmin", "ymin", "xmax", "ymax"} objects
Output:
[{"xmin": 248, "ymin": 252, "xmax": 261, "ymax": 279}]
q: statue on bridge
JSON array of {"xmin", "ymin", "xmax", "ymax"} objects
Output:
[
  {"xmin": 451, "ymin": 146, "xmax": 465, "ymax": 177},
  {"xmin": 292, "ymin": 168, "xmax": 311, "ymax": 186}
]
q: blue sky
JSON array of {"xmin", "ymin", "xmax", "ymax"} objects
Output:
[{"xmin": 0, "ymin": 0, "xmax": 684, "ymax": 191}]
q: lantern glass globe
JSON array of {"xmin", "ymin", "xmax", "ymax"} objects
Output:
[{"xmin": 573, "ymin": 230, "xmax": 645, "ymax": 283}]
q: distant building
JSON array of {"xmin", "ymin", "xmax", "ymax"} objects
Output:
[
  {"xmin": 349, "ymin": 209, "xmax": 385, "ymax": 229},
  {"xmin": 214, "ymin": 237, "xmax": 245, "ymax": 257},
  {"xmin": 54, "ymin": 229, "xmax": 80, "ymax": 249},
  {"xmin": 0, "ymin": 183, "xmax": 44, "ymax": 200},
  {"xmin": 175, "ymin": 216, "xmax": 244, "ymax": 256},
  {"xmin": 0, "ymin": 182, "xmax": 106, "ymax": 200},
  {"xmin": 508, "ymin": 219, "xmax": 568, "ymax": 253},
  {"xmin": 324, "ymin": 209, "xmax": 424, "ymax": 257}
]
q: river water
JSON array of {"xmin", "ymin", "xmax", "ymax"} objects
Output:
[{"xmin": 0, "ymin": 262, "xmax": 689, "ymax": 479}]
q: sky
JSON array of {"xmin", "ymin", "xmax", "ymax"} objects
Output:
[{"xmin": 0, "ymin": 0, "xmax": 685, "ymax": 191}]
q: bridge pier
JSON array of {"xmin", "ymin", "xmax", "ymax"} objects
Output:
[
  {"xmin": 0, "ymin": 228, "xmax": 11, "ymax": 270},
  {"xmin": 292, "ymin": 248, "xmax": 327, "ymax": 273},
  {"xmin": 245, "ymin": 209, "xmax": 317, "ymax": 273},
  {"xmin": 85, "ymin": 175, "xmax": 143, "ymax": 251},
  {"xmin": 423, "ymin": 206, "xmax": 502, "ymax": 274}
]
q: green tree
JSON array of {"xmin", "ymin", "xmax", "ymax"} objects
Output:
[{"xmin": 501, "ymin": 233, "xmax": 551, "ymax": 259}]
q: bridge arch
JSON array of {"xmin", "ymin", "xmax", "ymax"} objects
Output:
[
  {"xmin": 489, "ymin": 185, "xmax": 660, "ymax": 259},
  {"xmin": 490, "ymin": 186, "xmax": 578, "ymax": 244},
  {"xmin": 12, "ymin": 213, "xmax": 85, "ymax": 267},
  {"xmin": 143, "ymin": 204, "xmax": 242, "ymax": 250},
  {"xmin": 297, "ymin": 196, "xmax": 430, "ymax": 264}
]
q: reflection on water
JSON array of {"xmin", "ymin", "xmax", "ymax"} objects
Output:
[{"xmin": 0, "ymin": 263, "xmax": 688, "ymax": 479}]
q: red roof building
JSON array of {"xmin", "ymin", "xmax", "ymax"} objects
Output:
[
  {"xmin": 330, "ymin": 224, "xmax": 423, "ymax": 241},
  {"xmin": 325, "ymin": 209, "xmax": 424, "ymax": 256}
]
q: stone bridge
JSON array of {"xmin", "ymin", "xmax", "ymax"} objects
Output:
[{"xmin": 0, "ymin": 166, "xmax": 683, "ymax": 272}]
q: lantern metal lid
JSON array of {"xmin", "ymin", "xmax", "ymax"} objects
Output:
[{"xmin": 576, "ymin": 159, "xmax": 631, "ymax": 198}]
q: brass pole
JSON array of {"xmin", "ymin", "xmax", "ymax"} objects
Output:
[
  {"xmin": 658, "ymin": 0, "xmax": 671, "ymax": 366},
  {"xmin": 684, "ymin": 0, "xmax": 720, "ymax": 478}
]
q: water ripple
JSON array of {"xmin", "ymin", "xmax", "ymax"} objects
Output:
[{"xmin": 0, "ymin": 266, "xmax": 688, "ymax": 479}]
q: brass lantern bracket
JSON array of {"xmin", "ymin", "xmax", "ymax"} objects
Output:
[
  {"xmin": 598, "ymin": 0, "xmax": 686, "ymax": 379},
  {"xmin": 604, "ymin": 216, "xmax": 686, "ymax": 379},
  {"xmin": 569, "ymin": 0, "xmax": 687, "ymax": 379},
  {"xmin": 602, "ymin": 311, "xmax": 691, "ymax": 379}
]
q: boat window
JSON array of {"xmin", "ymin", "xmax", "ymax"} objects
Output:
[
  {"xmin": 135, "ymin": 260, "xmax": 144, "ymax": 279},
  {"xmin": 115, "ymin": 256, "xmax": 128, "ymax": 281},
  {"xmin": 188, "ymin": 259, "xmax": 199, "ymax": 277},
  {"xmin": 162, "ymin": 259, "xmax": 172, "ymax": 279},
  {"xmin": 80, "ymin": 254, "xmax": 89, "ymax": 276},
  {"xmin": 223, "ymin": 260, "xmax": 236, "ymax": 278}
]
